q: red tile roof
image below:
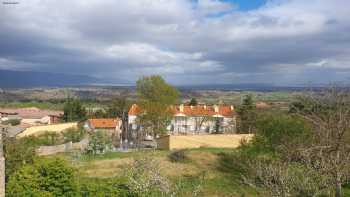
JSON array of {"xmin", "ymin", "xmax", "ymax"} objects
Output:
[
  {"xmin": 172, "ymin": 105, "xmax": 235, "ymax": 117},
  {"xmin": 88, "ymin": 118, "xmax": 119, "ymax": 129},
  {"xmin": 129, "ymin": 104, "xmax": 235, "ymax": 117},
  {"xmin": 0, "ymin": 107, "xmax": 62, "ymax": 119},
  {"xmin": 128, "ymin": 104, "xmax": 142, "ymax": 116}
]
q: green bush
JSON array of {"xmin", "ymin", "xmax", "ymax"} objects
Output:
[
  {"xmin": 86, "ymin": 130, "xmax": 112, "ymax": 155},
  {"xmin": 63, "ymin": 98, "xmax": 87, "ymax": 122},
  {"xmin": 218, "ymin": 113, "xmax": 330, "ymax": 196},
  {"xmin": 79, "ymin": 178, "xmax": 131, "ymax": 197},
  {"xmin": 6, "ymin": 158, "xmax": 79, "ymax": 197},
  {"xmin": 36, "ymin": 131, "xmax": 62, "ymax": 146},
  {"xmin": 125, "ymin": 156, "xmax": 170, "ymax": 196},
  {"xmin": 4, "ymin": 136, "xmax": 39, "ymax": 179},
  {"xmin": 253, "ymin": 114, "xmax": 311, "ymax": 156},
  {"xmin": 63, "ymin": 127, "xmax": 86, "ymax": 143},
  {"xmin": 1, "ymin": 119, "xmax": 21, "ymax": 126},
  {"xmin": 168, "ymin": 149, "xmax": 188, "ymax": 163}
]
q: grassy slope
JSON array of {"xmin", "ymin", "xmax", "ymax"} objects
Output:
[
  {"xmin": 57, "ymin": 148, "xmax": 261, "ymax": 197},
  {"xmin": 46, "ymin": 148, "xmax": 350, "ymax": 196}
]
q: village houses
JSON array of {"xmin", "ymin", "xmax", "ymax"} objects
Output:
[
  {"xmin": 0, "ymin": 107, "xmax": 62, "ymax": 126},
  {"xmin": 128, "ymin": 103, "xmax": 237, "ymax": 135},
  {"xmin": 84, "ymin": 118, "xmax": 122, "ymax": 147}
]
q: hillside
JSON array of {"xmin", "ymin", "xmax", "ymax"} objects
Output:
[{"xmin": 54, "ymin": 148, "xmax": 262, "ymax": 197}]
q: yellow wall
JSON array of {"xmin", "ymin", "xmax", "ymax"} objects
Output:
[
  {"xmin": 17, "ymin": 122, "xmax": 78, "ymax": 138},
  {"xmin": 157, "ymin": 134, "xmax": 253, "ymax": 150}
]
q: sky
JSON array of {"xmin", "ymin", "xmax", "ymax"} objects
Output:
[{"xmin": 1, "ymin": 0, "xmax": 350, "ymax": 86}]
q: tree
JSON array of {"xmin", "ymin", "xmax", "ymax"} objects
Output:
[
  {"xmin": 6, "ymin": 158, "xmax": 79, "ymax": 197},
  {"xmin": 106, "ymin": 97, "xmax": 130, "ymax": 118},
  {"xmin": 238, "ymin": 94, "xmax": 257, "ymax": 133},
  {"xmin": 63, "ymin": 127, "xmax": 86, "ymax": 143},
  {"xmin": 254, "ymin": 114, "xmax": 311, "ymax": 156},
  {"xmin": 189, "ymin": 98, "xmax": 198, "ymax": 106},
  {"xmin": 228, "ymin": 114, "xmax": 328, "ymax": 197},
  {"xmin": 125, "ymin": 155, "xmax": 170, "ymax": 196},
  {"xmin": 241, "ymin": 88, "xmax": 350, "ymax": 196},
  {"xmin": 62, "ymin": 98, "xmax": 87, "ymax": 122},
  {"xmin": 136, "ymin": 75, "xmax": 179, "ymax": 137},
  {"xmin": 293, "ymin": 88, "xmax": 350, "ymax": 197},
  {"xmin": 193, "ymin": 116, "xmax": 212, "ymax": 133},
  {"xmin": 214, "ymin": 118, "xmax": 221, "ymax": 134},
  {"xmin": 86, "ymin": 130, "xmax": 112, "ymax": 155},
  {"xmin": 88, "ymin": 109, "xmax": 107, "ymax": 119},
  {"xmin": 4, "ymin": 137, "xmax": 38, "ymax": 180}
]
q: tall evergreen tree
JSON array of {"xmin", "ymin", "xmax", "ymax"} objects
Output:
[
  {"xmin": 62, "ymin": 98, "xmax": 87, "ymax": 122},
  {"xmin": 189, "ymin": 98, "xmax": 198, "ymax": 106},
  {"xmin": 238, "ymin": 94, "xmax": 257, "ymax": 133}
]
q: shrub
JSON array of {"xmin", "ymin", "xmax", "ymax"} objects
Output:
[
  {"xmin": 253, "ymin": 114, "xmax": 311, "ymax": 156},
  {"xmin": 220, "ymin": 113, "xmax": 331, "ymax": 196},
  {"xmin": 63, "ymin": 127, "xmax": 86, "ymax": 143},
  {"xmin": 125, "ymin": 155, "xmax": 170, "ymax": 196},
  {"xmin": 168, "ymin": 149, "xmax": 188, "ymax": 163},
  {"xmin": 6, "ymin": 158, "xmax": 79, "ymax": 197},
  {"xmin": 1, "ymin": 119, "xmax": 20, "ymax": 126},
  {"xmin": 36, "ymin": 131, "xmax": 62, "ymax": 146},
  {"xmin": 79, "ymin": 178, "xmax": 131, "ymax": 197},
  {"xmin": 4, "ymin": 136, "xmax": 38, "ymax": 179},
  {"xmin": 86, "ymin": 130, "xmax": 112, "ymax": 155},
  {"xmin": 62, "ymin": 98, "xmax": 87, "ymax": 122}
]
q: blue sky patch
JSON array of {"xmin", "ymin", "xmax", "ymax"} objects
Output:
[{"xmin": 223, "ymin": 0, "xmax": 267, "ymax": 11}]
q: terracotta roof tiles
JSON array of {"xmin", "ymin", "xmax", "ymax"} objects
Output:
[
  {"xmin": 129, "ymin": 104, "xmax": 235, "ymax": 117},
  {"xmin": 88, "ymin": 118, "xmax": 119, "ymax": 129}
]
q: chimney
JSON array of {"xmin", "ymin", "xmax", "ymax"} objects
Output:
[
  {"xmin": 214, "ymin": 105, "xmax": 219, "ymax": 113},
  {"xmin": 230, "ymin": 105, "xmax": 234, "ymax": 111},
  {"xmin": 179, "ymin": 104, "xmax": 184, "ymax": 112}
]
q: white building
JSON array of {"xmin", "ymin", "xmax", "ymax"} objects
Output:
[{"xmin": 128, "ymin": 104, "xmax": 236, "ymax": 135}]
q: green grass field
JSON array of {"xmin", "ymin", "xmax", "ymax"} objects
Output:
[
  {"xmin": 42, "ymin": 147, "xmax": 350, "ymax": 196},
  {"xmin": 54, "ymin": 148, "xmax": 262, "ymax": 197}
]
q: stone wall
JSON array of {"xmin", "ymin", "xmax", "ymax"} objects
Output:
[
  {"xmin": 36, "ymin": 139, "xmax": 89, "ymax": 156},
  {"xmin": 17, "ymin": 122, "xmax": 78, "ymax": 138},
  {"xmin": 156, "ymin": 134, "xmax": 253, "ymax": 150}
]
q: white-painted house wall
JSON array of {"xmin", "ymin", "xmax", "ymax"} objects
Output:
[{"xmin": 129, "ymin": 112, "xmax": 236, "ymax": 135}]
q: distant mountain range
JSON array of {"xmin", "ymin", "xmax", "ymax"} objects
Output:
[
  {"xmin": 0, "ymin": 69, "xmax": 343, "ymax": 90},
  {"xmin": 0, "ymin": 69, "xmax": 99, "ymax": 88}
]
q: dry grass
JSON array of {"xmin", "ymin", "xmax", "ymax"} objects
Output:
[
  {"xmin": 68, "ymin": 148, "xmax": 260, "ymax": 197},
  {"xmin": 78, "ymin": 152, "xmax": 202, "ymax": 178},
  {"xmin": 79, "ymin": 157, "xmax": 133, "ymax": 177}
]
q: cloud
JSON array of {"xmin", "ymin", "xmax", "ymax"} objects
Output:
[
  {"xmin": 0, "ymin": 0, "xmax": 350, "ymax": 85},
  {"xmin": 196, "ymin": 0, "xmax": 235, "ymax": 16}
]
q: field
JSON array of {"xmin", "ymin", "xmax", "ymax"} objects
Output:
[
  {"xmin": 0, "ymin": 87, "xmax": 300, "ymax": 111},
  {"xmin": 52, "ymin": 148, "xmax": 262, "ymax": 197}
]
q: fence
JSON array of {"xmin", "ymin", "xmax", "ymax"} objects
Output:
[
  {"xmin": 36, "ymin": 138, "xmax": 89, "ymax": 156},
  {"xmin": 156, "ymin": 134, "xmax": 253, "ymax": 150}
]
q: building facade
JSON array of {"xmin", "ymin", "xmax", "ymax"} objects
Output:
[
  {"xmin": 0, "ymin": 107, "xmax": 62, "ymax": 125},
  {"xmin": 128, "ymin": 104, "xmax": 236, "ymax": 135},
  {"xmin": 84, "ymin": 118, "xmax": 122, "ymax": 147}
]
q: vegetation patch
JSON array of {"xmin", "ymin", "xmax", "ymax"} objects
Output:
[{"xmin": 168, "ymin": 149, "xmax": 189, "ymax": 163}]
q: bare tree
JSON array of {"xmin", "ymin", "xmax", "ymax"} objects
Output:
[
  {"xmin": 295, "ymin": 87, "xmax": 350, "ymax": 197},
  {"xmin": 193, "ymin": 116, "xmax": 212, "ymax": 134},
  {"xmin": 125, "ymin": 155, "xmax": 170, "ymax": 196}
]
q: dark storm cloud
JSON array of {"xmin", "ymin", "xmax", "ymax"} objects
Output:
[{"xmin": 0, "ymin": 0, "xmax": 350, "ymax": 85}]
